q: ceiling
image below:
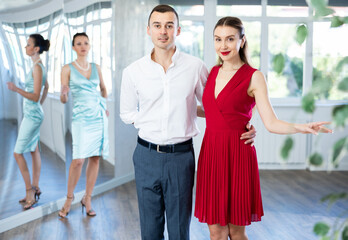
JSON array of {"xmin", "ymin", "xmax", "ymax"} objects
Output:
[{"xmin": 0, "ymin": 0, "xmax": 47, "ymax": 13}]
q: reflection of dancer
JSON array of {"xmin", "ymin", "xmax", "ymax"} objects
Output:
[
  {"xmin": 7, "ymin": 34, "xmax": 49, "ymax": 210},
  {"xmin": 120, "ymin": 5, "xmax": 255, "ymax": 240},
  {"xmin": 59, "ymin": 32, "xmax": 109, "ymax": 218},
  {"xmin": 194, "ymin": 17, "xmax": 332, "ymax": 240}
]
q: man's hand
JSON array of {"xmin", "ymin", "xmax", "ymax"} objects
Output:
[{"xmin": 240, "ymin": 122, "xmax": 256, "ymax": 146}]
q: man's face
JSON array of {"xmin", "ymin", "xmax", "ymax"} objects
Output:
[{"xmin": 147, "ymin": 11, "xmax": 180, "ymax": 50}]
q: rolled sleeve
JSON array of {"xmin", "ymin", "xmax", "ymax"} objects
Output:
[
  {"xmin": 195, "ymin": 62, "xmax": 209, "ymax": 108},
  {"xmin": 120, "ymin": 67, "xmax": 138, "ymax": 124}
]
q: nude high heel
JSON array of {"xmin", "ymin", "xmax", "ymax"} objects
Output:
[
  {"xmin": 23, "ymin": 187, "xmax": 36, "ymax": 210},
  {"xmin": 58, "ymin": 195, "xmax": 75, "ymax": 218},
  {"xmin": 80, "ymin": 195, "xmax": 96, "ymax": 217}
]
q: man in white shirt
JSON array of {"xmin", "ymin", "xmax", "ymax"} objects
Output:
[{"xmin": 120, "ymin": 5, "xmax": 255, "ymax": 240}]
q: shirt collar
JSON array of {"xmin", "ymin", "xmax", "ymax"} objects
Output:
[{"xmin": 147, "ymin": 47, "xmax": 180, "ymax": 65}]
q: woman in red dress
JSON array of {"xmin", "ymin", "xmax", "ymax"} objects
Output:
[{"xmin": 194, "ymin": 17, "xmax": 332, "ymax": 240}]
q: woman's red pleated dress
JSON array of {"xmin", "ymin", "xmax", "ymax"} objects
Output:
[{"xmin": 194, "ymin": 64, "xmax": 264, "ymax": 226}]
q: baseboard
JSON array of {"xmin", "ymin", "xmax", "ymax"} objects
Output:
[{"xmin": 0, "ymin": 173, "xmax": 135, "ymax": 233}]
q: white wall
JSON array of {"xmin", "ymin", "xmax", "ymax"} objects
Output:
[
  {"xmin": 40, "ymin": 96, "xmax": 66, "ymax": 161},
  {"xmin": 113, "ymin": 0, "xmax": 158, "ymax": 179}
]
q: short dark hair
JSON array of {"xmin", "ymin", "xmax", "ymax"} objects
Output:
[
  {"xmin": 29, "ymin": 34, "xmax": 50, "ymax": 54},
  {"xmin": 148, "ymin": 4, "xmax": 179, "ymax": 27},
  {"xmin": 72, "ymin": 32, "xmax": 89, "ymax": 46}
]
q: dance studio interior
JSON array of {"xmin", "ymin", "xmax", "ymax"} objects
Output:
[{"xmin": 0, "ymin": 0, "xmax": 347, "ymax": 239}]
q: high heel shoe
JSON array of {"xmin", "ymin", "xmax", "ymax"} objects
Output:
[
  {"xmin": 23, "ymin": 187, "xmax": 36, "ymax": 210},
  {"xmin": 33, "ymin": 186, "xmax": 42, "ymax": 201},
  {"xmin": 80, "ymin": 195, "xmax": 96, "ymax": 217},
  {"xmin": 58, "ymin": 195, "xmax": 74, "ymax": 218},
  {"xmin": 18, "ymin": 197, "xmax": 26, "ymax": 203},
  {"xmin": 19, "ymin": 186, "xmax": 41, "ymax": 203}
]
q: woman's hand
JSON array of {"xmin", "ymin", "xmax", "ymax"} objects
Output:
[
  {"xmin": 106, "ymin": 109, "xmax": 109, "ymax": 117},
  {"xmin": 7, "ymin": 82, "xmax": 17, "ymax": 92},
  {"xmin": 61, "ymin": 85, "xmax": 70, "ymax": 95},
  {"xmin": 60, "ymin": 85, "xmax": 70, "ymax": 104},
  {"xmin": 294, "ymin": 121, "xmax": 332, "ymax": 135}
]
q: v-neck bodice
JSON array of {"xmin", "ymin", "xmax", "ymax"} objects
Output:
[
  {"xmin": 214, "ymin": 64, "xmax": 245, "ymax": 100},
  {"xmin": 202, "ymin": 64, "xmax": 257, "ymax": 131},
  {"xmin": 69, "ymin": 62, "xmax": 107, "ymax": 121}
]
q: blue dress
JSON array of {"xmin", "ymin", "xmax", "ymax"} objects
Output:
[
  {"xmin": 69, "ymin": 63, "xmax": 109, "ymax": 160},
  {"xmin": 14, "ymin": 63, "xmax": 47, "ymax": 154}
]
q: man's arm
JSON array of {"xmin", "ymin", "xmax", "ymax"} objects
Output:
[
  {"xmin": 195, "ymin": 63, "xmax": 209, "ymax": 107},
  {"xmin": 120, "ymin": 67, "xmax": 138, "ymax": 124}
]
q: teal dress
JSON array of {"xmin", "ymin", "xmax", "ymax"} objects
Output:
[
  {"xmin": 14, "ymin": 63, "xmax": 46, "ymax": 154},
  {"xmin": 69, "ymin": 63, "xmax": 109, "ymax": 160}
]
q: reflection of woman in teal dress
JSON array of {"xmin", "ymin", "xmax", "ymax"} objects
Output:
[
  {"xmin": 7, "ymin": 34, "xmax": 50, "ymax": 210},
  {"xmin": 59, "ymin": 32, "xmax": 109, "ymax": 218}
]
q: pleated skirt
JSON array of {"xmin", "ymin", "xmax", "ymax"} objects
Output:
[{"xmin": 194, "ymin": 128, "xmax": 264, "ymax": 226}]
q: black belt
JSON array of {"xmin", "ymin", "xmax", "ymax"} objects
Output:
[{"xmin": 137, "ymin": 137, "xmax": 193, "ymax": 153}]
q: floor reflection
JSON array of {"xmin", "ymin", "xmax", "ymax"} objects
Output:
[
  {"xmin": 0, "ymin": 119, "xmax": 65, "ymax": 219},
  {"xmin": 0, "ymin": 119, "xmax": 114, "ymax": 220}
]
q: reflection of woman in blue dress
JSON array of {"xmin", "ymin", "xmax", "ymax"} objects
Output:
[
  {"xmin": 7, "ymin": 34, "xmax": 50, "ymax": 210},
  {"xmin": 59, "ymin": 32, "xmax": 109, "ymax": 218}
]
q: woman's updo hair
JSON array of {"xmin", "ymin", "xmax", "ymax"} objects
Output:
[
  {"xmin": 214, "ymin": 16, "xmax": 250, "ymax": 66},
  {"xmin": 29, "ymin": 34, "xmax": 50, "ymax": 54},
  {"xmin": 72, "ymin": 32, "xmax": 89, "ymax": 46}
]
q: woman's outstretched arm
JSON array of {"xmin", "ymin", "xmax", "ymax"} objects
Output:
[{"xmin": 248, "ymin": 71, "xmax": 332, "ymax": 135}]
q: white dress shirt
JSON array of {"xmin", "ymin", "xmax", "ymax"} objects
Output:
[{"xmin": 120, "ymin": 49, "xmax": 209, "ymax": 145}]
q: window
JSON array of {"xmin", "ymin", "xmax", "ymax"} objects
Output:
[
  {"xmin": 268, "ymin": 24, "xmax": 305, "ymax": 98},
  {"xmin": 313, "ymin": 22, "xmax": 348, "ymax": 100},
  {"xmin": 215, "ymin": 0, "xmax": 345, "ymax": 100},
  {"xmin": 177, "ymin": 21, "xmax": 204, "ymax": 59},
  {"xmin": 1, "ymin": 10, "xmax": 64, "ymax": 93},
  {"xmin": 64, "ymin": 1, "xmax": 113, "ymax": 95},
  {"xmin": 0, "ymin": 37, "xmax": 10, "ymax": 70}
]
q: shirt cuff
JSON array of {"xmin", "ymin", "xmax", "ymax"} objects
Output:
[{"xmin": 120, "ymin": 112, "xmax": 137, "ymax": 124}]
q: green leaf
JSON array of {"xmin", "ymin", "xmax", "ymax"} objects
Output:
[
  {"xmin": 309, "ymin": 152, "xmax": 323, "ymax": 166},
  {"xmin": 281, "ymin": 136, "xmax": 294, "ymax": 160},
  {"xmin": 344, "ymin": 17, "xmax": 348, "ymax": 24},
  {"xmin": 307, "ymin": 0, "xmax": 335, "ymax": 17},
  {"xmin": 332, "ymin": 137, "xmax": 348, "ymax": 167},
  {"xmin": 272, "ymin": 53, "xmax": 285, "ymax": 74},
  {"xmin": 302, "ymin": 92, "xmax": 316, "ymax": 113},
  {"xmin": 338, "ymin": 77, "xmax": 348, "ymax": 92},
  {"xmin": 331, "ymin": 16, "xmax": 344, "ymax": 28},
  {"xmin": 342, "ymin": 225, "xmax": 348, "ymax": 240},
  {"xmin": 312, "ymin": 77, "xmax": 332, "ymax": 94},
  {"xmin": 332, "ymin": 105, "xmax": 348, "ymax": 127},
  {"xmin": 335, "ymin": 57, "xmax": 348, "ymax": 72},
  {"xmin": 296, "ymin": 24, "xmax": 308, "ymax": 45},
  {"xmin": 320, "ymin": 192, "xmax": 348, "ymax": 207},
  {"xmin": 315, "ymin": 7, "xmax": 335, "ymax": 17},
  {"xmin": 308, "ymin": 0, "xmax": 328, "ymax": 9},
  {"xmin": 314, "ymin": 222, "xmax": 330, "ymax": 236}
]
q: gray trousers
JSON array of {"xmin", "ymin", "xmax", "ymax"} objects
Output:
[{"xmin": 133, "ymin": 142, "xmax": 195, "ymax": 240}]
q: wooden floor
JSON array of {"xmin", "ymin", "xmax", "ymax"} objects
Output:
[
  {"xmin": 0, "ymin": 119, "xmax": 114, "ymax": 220},
  {"xmin": 0, "ymin": 170, "xmax": 347, "ymax": 240}
]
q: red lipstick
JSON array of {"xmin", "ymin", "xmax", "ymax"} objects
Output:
[{"xmin": 221, "ymin": 51, "xmax": 230, "ymax": 56}]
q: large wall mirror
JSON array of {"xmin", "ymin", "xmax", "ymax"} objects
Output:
[
  {"xmin": 0, "ymin": 0, "xmax": 141, "ymax": 231},
  {"xmin": 0, "ymin": 0, "xmax": 66, "ymax": 222}
]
